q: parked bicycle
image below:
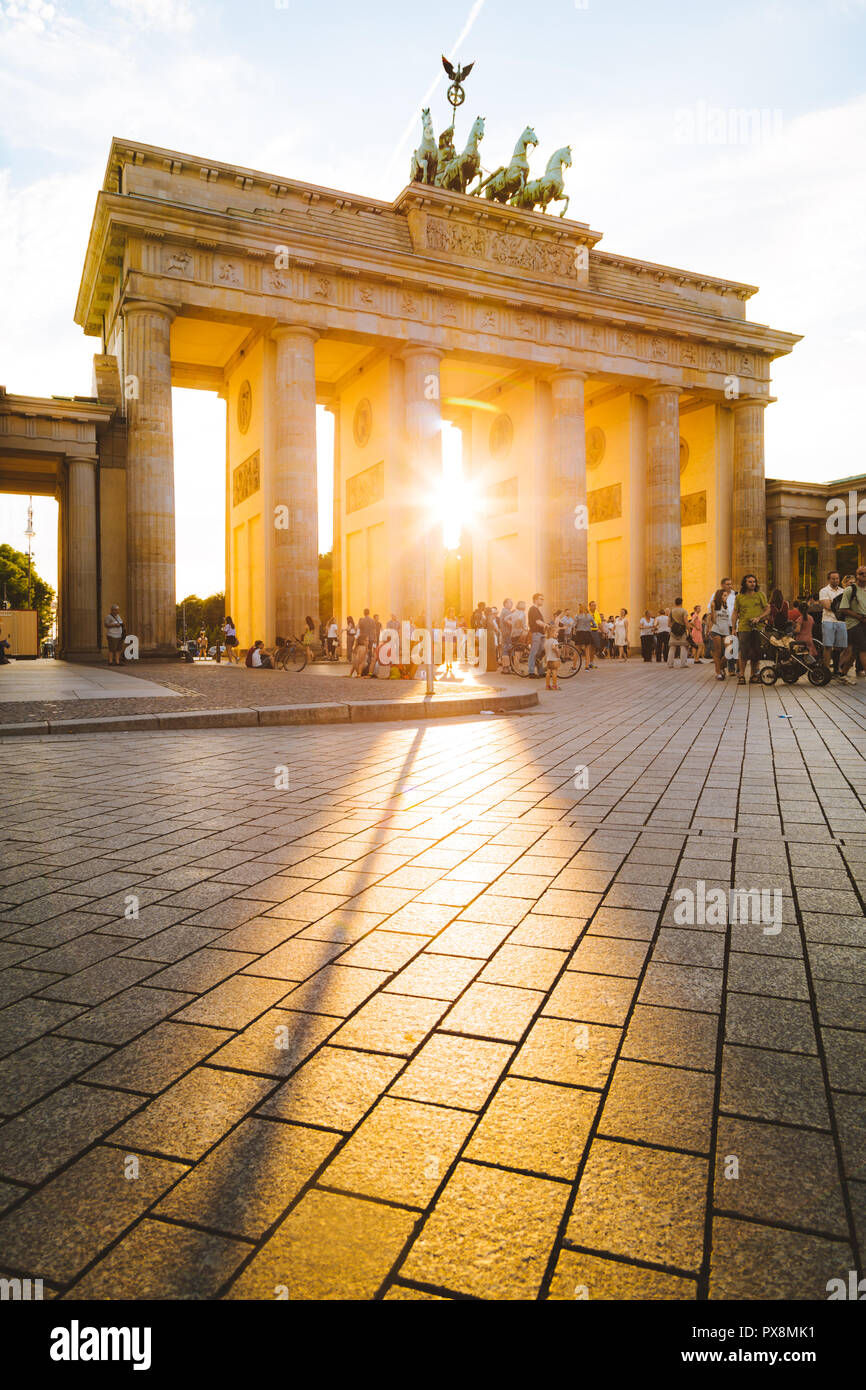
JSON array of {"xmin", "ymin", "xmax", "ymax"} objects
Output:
[
  {"xmin": 510, "ymin": 631, "xmax": 582, "ymax": 678},
  {"xmin": 273, "ymin": 635, "xmax": 310, "ymax": 672}
]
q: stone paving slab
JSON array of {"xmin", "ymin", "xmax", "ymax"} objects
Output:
[{"xmin": 0, "ymin": 663, "xmax": 864, "ymax": 1300}]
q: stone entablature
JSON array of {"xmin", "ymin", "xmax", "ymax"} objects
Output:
[
  {"xmin": 76, "ymin": 139, "xmax": 798, "ymax": 406},
  {"xmin": 766, "ymin": 475, "xmax": 866, "ymax": 523}
]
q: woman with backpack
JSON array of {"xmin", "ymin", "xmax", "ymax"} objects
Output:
[{"xmin": 667, "ymin": 599, "xmax": 690, "ymax": 668}]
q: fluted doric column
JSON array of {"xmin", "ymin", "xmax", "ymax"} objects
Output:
[
  {"xmin": 66, "ymin": 455, "xmax": 99, "ymax": 654},
  {"xmin": 327, "ymin": 401, "xmax": 342, "ymax": 631},
  {"xmin": 731, "ymin": 399, "xmax": 768, "ymax": 588},
  {"xmin": 401, "ymin": 346, "xmax": 444, "ymax": 625},
  {"xmin": 123, "ymin": 299, "xmax": 176, "ymax": 653},
  {"xmin": 550, "ymin": 370, "xmax": 588, "ymax": 610},
  {"xmin": 646, "ymin": 385, "xmax": 683, "ymax": 610},
  {"xmin": 271, "ymin": 326, "xmax": 320, "ymax": 641},
  {"xmin": 817, "ymin": 515, "xmax": 837, "ymax": 590},
  {"xmin": 771, "ymin": 516, "xmax": 792, "ymax": 596}
]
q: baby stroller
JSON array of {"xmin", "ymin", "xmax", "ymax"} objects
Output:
[{"xmin": 755, "ymin": 620, "xmax": 830, "ymax": 686}]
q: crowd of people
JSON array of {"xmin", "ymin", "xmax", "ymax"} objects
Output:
[{"xmin": 117, "ymin": 563, "xmax": 866, "ymax": 689}]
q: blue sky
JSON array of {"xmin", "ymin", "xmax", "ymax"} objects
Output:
[{"xmin": 1, "ymin": 0, "xmax": 865, "ymax": 595}]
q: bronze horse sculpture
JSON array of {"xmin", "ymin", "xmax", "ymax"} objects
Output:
[
  {"xmin": 510, "ymin": 145, "xmax": 572, "ymax": 217},
  {"xmin": 410, "ymin": 107, "xmax": 438, "ymax": 185},
  {"xmin": 476, "ymin": 126, "xmax": 538, "ymax": 203},
  {"xmin": 436, "ymin": 115, "xmax": 485, "ymax": 193}
]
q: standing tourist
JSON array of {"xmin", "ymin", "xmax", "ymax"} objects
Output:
[
  {"xmin": 544, "ymin": 623, "xmax": 561, "ymax": 690},
  {"xmin": 326, "ymin": 615, "xmax": 339, "ymax": 659},
  {"xmin": 768, "ymin": 590, "xmax": 790, "ymax": 633},
  {"xmin": 357, "ymin": 608, "xmax": 377, "ymax": 676},
  {"xmin": 639, "ymin": 610, "xmax": 656, "ymax": 662},
  {"xmin": 572, "ymin": 604, "xmax": 593, "ymax": 668},
  {"xmin": 839, "ymin": 566, "xmax": 866, "ymax": 683},
  {"xmin": 733, "ymin": 574, "xmax": 769, "ymax": 685},
  {"xmin": 499, "ymin": 599, "xmax": 515, "ymax": 673},
  {"xmin": 345, "ymin": 615, "xmax": 357, "ymax": 666},
  {"xmin": 588, "ymin": 600, "xmax": 602, "ymax": 667},
  {"xmin": 690, "ymin": 606, "xmax": 705, "ymax": 662},
  {"xmin": 707, "ymin": 578, "xmax": 737, "ymax": 674},
  {"xmin": 711, "ymin": 578, "xmax": 739, "ymax": 675},
  {"xmin": 614, "ymin": 608, "xmax": 629, "ymax": 659},
  {"xmin": 708, "ymin": 588, "xmax": 732, "ymax": 680},
  {"xmin": 104, "ymin": 605, "xmax": 124, "ymax": 665},
  {"xmin": 655, "ymin": 608, "xmax": 670, "ymax": 664},
  {"xmin": 485, "ymin": 606, "xmax": 500, "ymax": 672},
  {"xmin": 667, "ymin": 598, "xmax": 691, "ymax": 668},
  {"xmin": 527, "ymin": 593, "xmax": 546, "ymax": 678},
  {"xmin": 443, "ymin": 607, "xmax": 459, "ymax": 678},
  {"xmin": 818, "ymin": 570, "xmax": 846, "ymax": 675},
  {"xmin": 223, "ymin": 615, "xmax": 240, "ymax": 663}
]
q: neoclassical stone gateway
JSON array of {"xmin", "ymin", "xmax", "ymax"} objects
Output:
[{"xmin": 3, "ymin": 137, "xmax": 806, "ymax": 655}]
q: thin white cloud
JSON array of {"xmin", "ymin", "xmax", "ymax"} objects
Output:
[
  {"xmin": 107, "ymin": 0, "xmax": 195, "ymax": 35},
  {"xmin": 0, "ymin": 0, "xmax": 56, "ymax": 34}
]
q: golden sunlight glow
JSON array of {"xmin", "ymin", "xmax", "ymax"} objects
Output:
[
  {"xmin": 433, "ymin": 421, "xmax": 480, "ymax": 551},
  {"xmin": 441, "ymin": 397, "xmax": 499, "ymax": 413}
]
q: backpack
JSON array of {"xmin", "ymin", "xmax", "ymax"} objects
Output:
[{"xmin": 830, "ymin": 588, "xmax": 848, "ymax": 618}]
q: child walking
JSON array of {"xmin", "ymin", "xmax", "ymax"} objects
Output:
[{"xmin": 544, "ymin": 624, "xmax": 560, "ymax": 690}]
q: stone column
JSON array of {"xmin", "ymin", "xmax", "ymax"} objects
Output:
[
  {"xmin": 271, "ymin": 326, "xmax": 320, "ymax": 641},
  {"xmin": 123, "ymin": 299, "xmax": 176, "ymax": 653},
  {"xmin": 645, "ymin": 385, "xmax": 683, "ymax": 610},
  {"xmin": 771, "ymin": 517, "xmax": 792, "ymax": 596},
  {"xmin": 65, "ymin": 455, "xmax": 99, "ymax": 655},
  {"xmin": 327, "ymin": 401, "xmax": 342, "ymax": 633},
  {"xmin": 817, "ymin": 514, "xmax": 837, "ymax": 589},
  {"xmin": 731, "ymin": 399, "xmax": 768, "ymax": 588},
  {"xmin": 550, "ymin": 370, "xmax": 588, "ymax": 610},
  {"xmin": 401, "ymin": 346, "xmax": 444, "ymax": 625}
]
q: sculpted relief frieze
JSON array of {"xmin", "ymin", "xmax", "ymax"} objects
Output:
[
  {"xmin": 425, "ymin": 216, "xmax": 578, "ymax": 281},
  {"xmin": 150, "ymin": 239, "xmax": 761, "ymax": 385}
]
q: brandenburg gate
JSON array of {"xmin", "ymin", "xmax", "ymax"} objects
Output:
[{"xmin": 65, "ymin": 128, "xmax": 800, "ymax": 654}]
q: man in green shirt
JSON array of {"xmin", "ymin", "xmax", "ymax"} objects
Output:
[
  {"xmin": 839, "ymin": 564, "xmax": 866, "ymax": 683},
  {"xmin": 732, "ymin": 574, "xmax": 769, "ymax": 684}
]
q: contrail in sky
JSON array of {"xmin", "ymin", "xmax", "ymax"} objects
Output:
[{"xmin": 387, "ymin": 0, "xmax": 486, "ymax": 174}]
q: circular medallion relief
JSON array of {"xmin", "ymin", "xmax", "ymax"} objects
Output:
[
  {"xmin": 586, "ymin": 425, "xmax": 606, "ymax": 470},
  {"xmin": 237, "ymin": 380, "xmax": 252, "ymax": 435},
  {"xmin": 490, "ymin": 413, "xmax": 513, "ymax": 460},
  {"xmin": 679, "ymin": 436, "xmax": 690, "ymax": 474},
  {"xmin": 353, "ymin": 398, "xmax": 372, "ymax": 448}
]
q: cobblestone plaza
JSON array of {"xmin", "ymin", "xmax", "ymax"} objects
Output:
[{"xmin": 0, "ymin": 664, "xmax": 863, "ymax": 1301}]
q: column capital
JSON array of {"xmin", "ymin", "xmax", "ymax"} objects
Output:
[
  {"xmin": 121, "ymin": 298, "xmax": 176, "ymax": 323},
  {"xmin": 729, "ymin": 395, "xmax": 768, "ymax": 412},
  {"xmin": 271, "ymin": 324, "xmax": 319, "ymax": 345},
  {"xmin": 551, "ymin": 367, "xmax": 588, "ymax": 382},
  {"xmin": 644, "ymin": 382, "xmax": 683, "ymax": 400},
  {"xmin": 68, "ymin": 453, "xmax": 99, "ymax": 466},
  {"xmin": 398, "ymin": 343, "xmax": 444, "ymax": 363}
]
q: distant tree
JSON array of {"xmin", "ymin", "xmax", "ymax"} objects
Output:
[
  {"xmin": 319, "ymin": 550, "xmax": 333, "ymax": 623},
  {"xmin": 0, "ymin": 543, "xmax": 55, "ymax": 639},
  {"xmin": 176, "ymin": 592, "xmax": 224, "ymax": 646}
]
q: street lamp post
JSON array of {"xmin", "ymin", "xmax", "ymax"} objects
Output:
[
  {"xmin": 24, "ymin": 497, "xmax": 34, "ymax": 609},
  {"xmin": 424, "ymin": 535, "xmax": 434, "ymax": 697}
]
